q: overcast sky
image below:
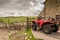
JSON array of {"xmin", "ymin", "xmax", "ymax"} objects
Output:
[{"xmin": 0, "ymin": 0, "xmax": 45, "ymax": 17}]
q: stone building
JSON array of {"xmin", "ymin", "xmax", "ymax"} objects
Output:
[{"xmin": 38, "ymin": 0, "xmax": 60, "ymax": 18}]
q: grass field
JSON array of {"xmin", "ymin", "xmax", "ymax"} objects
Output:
[{"xmin": 0, "ymin": 16, "xmax": 37, "ymax": 23}]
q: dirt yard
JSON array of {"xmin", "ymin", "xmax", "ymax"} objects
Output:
[
  {"xmin": 32, "ymin": 27, "xmax": 60, "ymax": 40},
  {"xmin": 0, "ymin": 30, "xmax": 17, "ymax": 40},
  {"xmin": 0, "ymin": 22, "xmax": 26, "ymax": 40}
]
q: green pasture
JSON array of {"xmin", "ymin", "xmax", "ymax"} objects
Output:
[{"xmin": 0, "ymin": 16, "xmax": 37, "ymax": 23}]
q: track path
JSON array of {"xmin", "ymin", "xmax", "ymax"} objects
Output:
[{"xmin": 32, "ymin": 27, "xmax": 60, "ymax": 40}]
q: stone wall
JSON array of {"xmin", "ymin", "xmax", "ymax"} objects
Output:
[{"xmin": 38, "ymin": 0, "xmax": 60, "ymax": 18}]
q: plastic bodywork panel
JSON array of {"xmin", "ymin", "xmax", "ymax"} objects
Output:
[{"xmin": 32, "ymin": 19, "xmax": 54, "ymax": 27}]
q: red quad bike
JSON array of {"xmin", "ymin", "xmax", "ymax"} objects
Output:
[{"xmin": 32, "ymin": 18, "xmax": 59, "ymax": 34}]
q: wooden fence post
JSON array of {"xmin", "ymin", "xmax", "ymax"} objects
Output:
[{"xmin": 26, "ymin": 17, "xmax": 29, "ymax": 30}]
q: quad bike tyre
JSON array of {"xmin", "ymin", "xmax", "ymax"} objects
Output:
[
  {"xmin": 32, "ymin": 23, "xmax": 38, "ymax": 31},
  {"xmin": 52, "ymin": 24, "xmax": 59, "ymax": 32},
  {"xmin": 42, "ymin": 24, "xmax": 52, "ymax": 34}
]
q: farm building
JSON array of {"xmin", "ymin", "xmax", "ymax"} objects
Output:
[{"xmin": 38, "ymin": 0, "xmax": 60, "ymax": 19}]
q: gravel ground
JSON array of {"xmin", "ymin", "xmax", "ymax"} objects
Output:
[
  {"xmin": 32, "ymin": 27, "xmax": 60, "ymax": 40},
  {"xmin": 0, "ymin": 30, "xmax": 17, "ymax": 40}
]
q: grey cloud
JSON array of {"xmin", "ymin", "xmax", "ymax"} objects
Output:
[{"xmin": 0, "ymin": 0, "xmax": 45, "ymax": 17}]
